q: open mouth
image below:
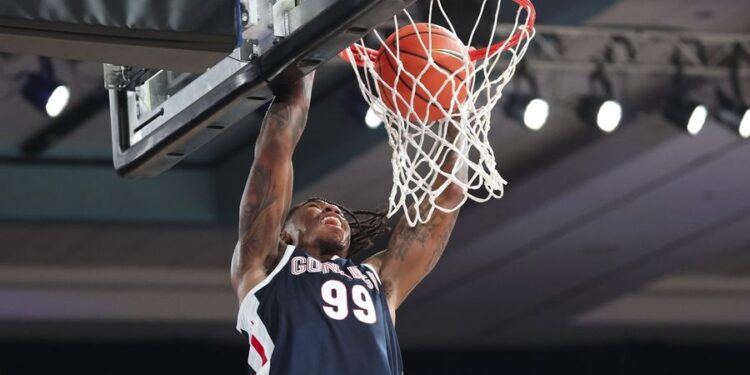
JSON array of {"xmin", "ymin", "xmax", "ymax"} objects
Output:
[{"xmin": 321, "ymin": 216, "xmax": 343, "ymax": 229}]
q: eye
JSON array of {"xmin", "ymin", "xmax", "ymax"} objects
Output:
[{"xmin": 306, "ymin": 202, "xmax": 322, "ymax": 211}]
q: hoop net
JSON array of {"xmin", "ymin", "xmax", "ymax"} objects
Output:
[{"xmin": 341, "ymin": 0, "xmax": 536, "ymax": 226}]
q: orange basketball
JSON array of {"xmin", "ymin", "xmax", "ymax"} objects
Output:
[{"xmin": 376, "ymin": 23, "xmax": 473, "ymax": 123}]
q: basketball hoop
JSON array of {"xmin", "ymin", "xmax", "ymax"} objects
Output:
[{"xmin": 341, "ymin": 0, "xmax": 536, "ymax": 226}]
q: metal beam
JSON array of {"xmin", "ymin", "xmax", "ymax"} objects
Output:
[{"xmin": 504, "ymin": 25, "xmax": 750, "ymax": 78}]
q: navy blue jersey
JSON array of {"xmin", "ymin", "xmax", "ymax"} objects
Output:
[{"xmin": 237, "ymin": 245, "xmax": 402, "ymax": 375}]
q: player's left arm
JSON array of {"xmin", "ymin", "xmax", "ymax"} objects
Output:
[{"xmin": 364, "ymin": 124, "xmax": 465, "ymax": 314}]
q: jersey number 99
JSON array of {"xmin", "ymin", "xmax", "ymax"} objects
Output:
[{"xmin": 321, "ymin": 280, "xmax": 377, "ymax": 324}]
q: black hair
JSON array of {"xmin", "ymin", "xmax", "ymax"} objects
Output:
[{"xmin": 284, "ymin": 197, "xmax": 390, "ymax": 259}]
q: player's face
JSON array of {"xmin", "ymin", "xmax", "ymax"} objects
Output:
[{"xmin": 290, "ymin": 200, "xmax": 351, "ymax": 256}]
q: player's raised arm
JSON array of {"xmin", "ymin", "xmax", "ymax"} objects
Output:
[
  {"xmin": 230, "ymin": 73, "xmax": 314, "ymax": 302},
  {"xmin": 365, "ymin": 124, "xmax": 465, "ymax": 313}
]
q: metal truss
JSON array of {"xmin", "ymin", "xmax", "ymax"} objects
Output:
[{"xmin": 501, "ymin": 25, "xmax": 750, "ymax": 78}]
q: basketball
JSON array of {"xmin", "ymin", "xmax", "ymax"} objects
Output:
[{"xmin": 376, "ymin": 23, "xmax": 472, "ymax": 123}]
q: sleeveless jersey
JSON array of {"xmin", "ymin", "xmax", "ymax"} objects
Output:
[{"xmin": 236, "ymin": 245, "xmax": 403, "ymax": 375}]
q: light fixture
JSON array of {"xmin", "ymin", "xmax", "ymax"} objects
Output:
[
  {"xmin": 365, "ymin": 105, "xmax": 383, "ymax": 129},
  {"xmin": 524, "ymin": 98, "xmax": 549, "ymax": 131},
  {"xmin": 579, "ymin": 96, "xmax": 623, "ymax": 133},
  {"xmin": 717, "ymin": 92, "xmax": 750, "ymax": 139},
  {"xmin": 503, "ymin": 67, "xmax": 549, "ymax": 131},
  {"xmin": 715, "ymin": 48, "xmax": 750, "ymax": 139},
  {"xmin": 505, "ymin": 94, "xmax": 549, "ymax": 131},
  {"xmin": 662, "ymin": 57, "xmax": 708, "ymax": 136},
  {"xmin": 740, "ymin": 110, "xmax": 750, "ymax": 139},
  {"xmin": 596, "ymin": 100, "xmax": 622, "ymax": 133},
  {"xmin": 578, "ymin": 69, "xmax": 622, "ymax": 133},
  {"xmin": 687, "ymin": 105, "xmax": 709, "ymax": 135},
  {"xmin": 21, "ymin": 57, "xmax": 70, "ymax": 118},
  {"xmin": 664, "ymin": 96, "xmax": 708, "ymax": 136},
  {"xmin": 45, "ymin": 85, "xmax": 71, "ymax": 117}
]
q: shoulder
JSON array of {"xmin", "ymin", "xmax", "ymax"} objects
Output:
[
  {"xmin": 360, "ymin": 251, "xmax": 387, "ymax": 287},
  {"xmin": 360, "ymin": 249, "xmax": 387, "ymax": 273},
  {"xmin": 235, "ymin": 243, "xmax": 297, "ymax": 304}
]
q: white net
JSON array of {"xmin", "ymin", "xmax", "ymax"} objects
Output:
[{"xmin": 342, "ymin": 0, "xmax": 536, "ymax": 226}]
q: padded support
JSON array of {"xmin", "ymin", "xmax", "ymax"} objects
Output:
[{"xmin": 0, "ymin": 0, "xmax": 238, "ymax": 72}]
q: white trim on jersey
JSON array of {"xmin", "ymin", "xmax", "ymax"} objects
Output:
[
  {"xmin": 237, "ymin": 244, "xmax": 296, "ymax": 375},
  {"xmin": 243, "ymin": 244, "xmax": 296, "ymax": 299},
  {"xmin": 361, "ymin": 263, "xmax": 382, "ymax": 285},
  {"xmin": 240, "ymin": 294, "xmax": 274, "ymax": 374}
]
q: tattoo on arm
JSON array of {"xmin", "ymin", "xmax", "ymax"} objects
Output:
[
  {"xmin": 268, "ymin": 103, "xmax": 291, "ymax": 127},
  {"xmin": 239, "ymin": 165, "xmax": 275, "ymax": 248},
  {"xmin": 371, "ymin": 122, "xmax": 464, "ymax": 309},
  {"xmin": 232, "ymin": 73, "xmax": 314, "ymax": 300},
  {"xmin": 233, "ymin": 165, "xmax": 280, "ymax": 279},
  {"xmin": 380, "ymin": 202, "xmax": 458, "ymax": 303}
]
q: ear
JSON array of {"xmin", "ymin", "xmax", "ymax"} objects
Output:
[{"xmin": 280, "ymin": 230, "xmax": 294, "ymax": 246}]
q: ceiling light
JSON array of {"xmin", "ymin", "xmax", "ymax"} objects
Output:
[
  {"xmin": 578, "ymin": 70, "xmax": 622, "ymax": 133},
  {"xmin": 716, "ymin": 89, "xmax": 750, "ymax": 139},
  {"xmin": 21, "ymin": 57, "xmax": 71, "ymax": 118},
  {"xmin": 596, "ymin": 100, "xmax": 622, "ymax": 133},
  {"xmin": 739, "ymin": 109, "xmax": 750, "ymax": 139},
  {"xmin": 664, "ymin": 96, "xmax": 707, "ymax": 136},
  {"xmin": 365, "ymin": 106, "xmax": 383, "ymax": 129},
  {"xmin": 524, "ymin": 98, "xmax": 549, "ymax": 131},
  {"xmin": 579, "ymin": 96, "xmax": 622, "ymax": 133},
  {"xmin": 505, "ymin": 94, "xmax": 549, "ymax": 131},
  {"xmin": 45, "ymin": 85, "xmax": 71, "ymax": 118}
]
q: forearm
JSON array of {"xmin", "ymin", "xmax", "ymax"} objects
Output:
[
  {"xmin": 242, "ymin": 91, "xmax": 310, "ymax": 227},
  {"xmin": 377, "ymin": 203, "xmax": 458, "ymax": 309},
  {"xmin": 371, "ymin": 124, "xmax": 465, "ymax": 309},
  {"xmin": 241, "ymin": 75, "xmax": 314, "ymax": 229},
  {"xmin": 232, "ymin": 74, "xmax": 314, "ymax": 299},
  {"xmin": 432, "ymin": 124, "xmax": 466, "ymax": 208},
  {"xmin": 254, "ymin": 90, "xmax": 311, "ymax": 159}
]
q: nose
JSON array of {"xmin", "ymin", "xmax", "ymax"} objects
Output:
[{"xmin": 323, "ymin": 204, "xmax": 342, "ymax": 216}]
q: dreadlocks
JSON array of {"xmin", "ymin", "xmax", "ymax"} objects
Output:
[{"xmin": 284, "ymin": 197, "xmax": 390, "ymax": 259}]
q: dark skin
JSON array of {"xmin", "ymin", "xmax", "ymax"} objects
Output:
[
  {"xmin": 364, "ymin": 123, "xmax": 464, "ymax": 320},
  {"xmin": 230, "ymin": 73, "xmax": 464, "ymax": 323}
]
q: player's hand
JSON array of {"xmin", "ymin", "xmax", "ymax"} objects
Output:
[
  {"xmin": 445, "ymin": 118, "xmax": 460, "ymax": 142},
  {"xmin": 272, "ymin": 71, "xmax": 315, "ymax": 102}
]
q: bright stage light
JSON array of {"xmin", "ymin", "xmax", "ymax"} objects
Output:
[
  {"xmin": 523, "ymin": 98, "xmax": 549, "ymax": 131},
  {"xmin": 45, "ymin": 85, "xmax": 71, "ymax": 118},
  {"xmin": 365, "ymin": 106, "xmax": 383, "ymax": 129},
  {"xmin": 21, "ymin": 57, "xmax": 71, "ymax": 118},
  {"xmin": 739, "ymin": 109, "xmax": 750, "ymax": 139},
  {"xmin": 596, "ymin": 100, "xmax": 622, "ymax": 133},
  {"xmin": 686, "ymin": 105, "xmax": 708, "ymax": 136}
]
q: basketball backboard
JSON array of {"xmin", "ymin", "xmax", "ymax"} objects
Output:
[{"xmin": 106, "ymin": 0, "xmax": 416, "ymax": 177}]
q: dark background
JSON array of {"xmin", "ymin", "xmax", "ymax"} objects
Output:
[{"xmin": 3, "ymin": 341, "xmax": 750, "ymax": 374}]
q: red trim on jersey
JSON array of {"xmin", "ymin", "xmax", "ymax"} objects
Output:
[{"xmin": 250, "ymin": 335, "xmax": 268, "ymax": 365}]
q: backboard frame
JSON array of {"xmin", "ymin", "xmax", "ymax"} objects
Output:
[{"xmin": 109, "ymin": 0, "xmax": 416, "ymax": 177}]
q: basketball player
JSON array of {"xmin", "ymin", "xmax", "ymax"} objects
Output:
[{"xmin": 231, "ymin": 72, "xmax": 463, "ymax": 375}]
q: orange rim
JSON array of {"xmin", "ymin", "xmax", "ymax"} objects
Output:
[{"xmin": 339, "ymin": 0, "xmax": 535, "ymax": 67}]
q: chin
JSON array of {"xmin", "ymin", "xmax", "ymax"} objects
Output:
[{"xmin": 317, "ymin": 236, "xmax": 348, "ymax": 256}]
